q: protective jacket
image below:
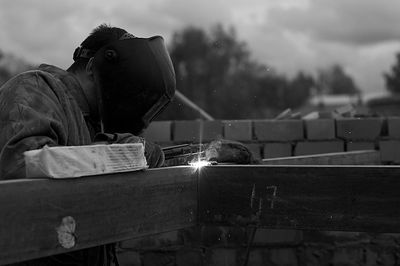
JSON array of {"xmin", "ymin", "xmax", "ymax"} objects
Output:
[
  {"xmin": 0, "ymin": 64, "xmax": 94, "ymax": 180},
  {"xmin": 0, "ymin": 64, "xmax": 161, "ymax": 265}
]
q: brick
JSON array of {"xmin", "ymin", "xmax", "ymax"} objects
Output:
[
  {"xmin": 176, "ymin": 249, "xmax": 203, "ymax": 266},
  {"xmin": 379, "ymin": 140, "xmax": 400, "ymax": 163},
  {"xmin": 248, "ymin": 249, "xmax": 264, "ymax": 266},
  {"xmin": 346, "ymin": 141, "xmax": 375, "ymax": 151},
  {"xmin": 142, "ymin": 121, "xmax": 171, "ymax": 142},
  {"xmin": 116, "ymin": 250, "xmax": 141, "ymax": 266},
  {"xmin": 332, "ymin": 248, "xmax": 364, "ymax": 266},
  {"xmin": 364, "ymin": 248, "xmax": 379, "ymax": 266},
  {"xmin": 142, "ymin": 252, "xmax": 175, "ymax": 266},
  {"xmin": 202, "ymin": 120, "xmax": 223, "ymax": 141},
  {"xmin": 156, "ymin": 230, "xmax": 182, "ymax": 247},
  {"xmin": 294, "ymin": 141, "xmax": 344, "ymax": 156},
  {"xmin": 253, "ymin": 229, "xmax": 303, "ymax": 245},
  {"xmin": 336, "ymin": 118, "xmax": 383, "ymax": 140},
  {"xmin": 305, "ymin": 119, "xmax": 335, "ymax": 140},
  {"xmin": 246, "ymin": 144, "xmax": 262, "ymax": 160},
  {"xmin": 201, "ymin": 226, "xmax": 224, "ymax": 246},
  {"xmin": 120, "ymin": 237, "xmax": 156, "ymax": 250},
  {"xmin": 120, "ymin": 230, "xmax": 182, "ymax": 249},
  {"xmin": 301, "ymin": 247, "xmax": 333, "ymax": 266},
  {"xmin": 254, "ymin": 120, "xmax": 304, "ymax": 141},
  {"xmin": 173, "ymin": 120, "xmax": 202, "ymax": 142},
  {"xmin": 207, "ymin": 248, "xmax": 237, "ymax": 266},
  {"xmin": 319, "ymin": 231, "xmax": 365, "ymax": 242},
  {"xmin": 387, "ymin": 117, "xmax": 400, "ymax": 139},
  {"xmin": 223, "ymin": 120, "xmax": 252, "ymax": 141},
  {"xmin": 263, "ymin": 143, "xmax": 292, "ymax": 159},
  {"xmin": 181, "ymin": 226, "xmax": 202, "ymax": 246},
  {"xmin": 269, "ymin": 248, "xmax": 298, "ymax": 266},
  {"xmin": 226, "ymin": 227, "xmax": 247, "ymax": 245},
  {"xmin": 254, "ymin": 248, "xmax": 298, "ymax": 266},
  {"xmin": 376, "ymin": 250, "xmax": 396, "ymax": 266}
]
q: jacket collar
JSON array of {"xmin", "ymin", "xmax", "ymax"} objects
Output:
[{"xmin": 38, "ymin": 64, "xmax": 91, "ymax": 117}]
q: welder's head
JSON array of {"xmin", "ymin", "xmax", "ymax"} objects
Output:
[{"xmin": 72, "ymin": 24, "xmax": 175, "ymax": 135}]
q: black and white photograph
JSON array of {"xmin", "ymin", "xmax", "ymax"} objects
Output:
[{"xmin": 1, "ymin": 0, "xmax": 400, "ymax": 265}]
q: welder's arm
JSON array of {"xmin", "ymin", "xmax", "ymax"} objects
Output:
[
  {"xmin": 93, "ymin": 133, "xmax": 165, "ymax": 168},
  {"xmin": 205, "ymin": 139, "xmax": 260, "ymax": 164}
]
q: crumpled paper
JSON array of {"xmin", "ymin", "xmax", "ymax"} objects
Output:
[{"xmin": 24, "ymin": 143, "xmax": 148, "ymax": 178}]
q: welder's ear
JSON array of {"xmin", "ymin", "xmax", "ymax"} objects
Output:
[{"xmin": 85, "ymin": 57, "xmax": 94, "ymax": 77}]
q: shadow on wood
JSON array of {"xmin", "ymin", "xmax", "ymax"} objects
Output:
[
  {"xmin": 0, "ymin": 166, "xmax": 197, "ymax": 265},
  {"xmin": 198, "ymin": 165, "xmax": 400, "ymax": 233},
  {"xmin": 4, "ymin": 164, "xmax": 400, "ymax": 265}
]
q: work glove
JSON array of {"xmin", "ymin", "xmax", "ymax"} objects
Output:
[
  {"xmin": 93, "ymin": 133, "xmax": 165, "ymax": 168},
  {"xmin": 205, "ymin": 139, "xmax": 260, "ymax": 164},
  {"xmin": 143, "ymin": 141, "xmax": 165, "ymax": 168}
]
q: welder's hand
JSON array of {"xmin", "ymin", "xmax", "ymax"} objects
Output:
[
  {"xmin": 144, "ymin": 141, "xmax": 165, "ymax": 168},
  {"xmin": 93, "ymin": 132, "xmax": 165, "ymax": 168},
  {"xmin": 205, "ymin": 139, "xmax": 259, "ymax": 164}
]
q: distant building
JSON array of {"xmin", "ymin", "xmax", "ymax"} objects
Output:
[
  {"xmin": 366, "ymin": 92, "xmax": 400, "ymax": 116},
  {"xmin": 297, "ymin": 93, "xmax": 364, "ymax": 115},
  {"xmin": 298, "ymin": 91, "xmax": 400, "ymax": 117}
]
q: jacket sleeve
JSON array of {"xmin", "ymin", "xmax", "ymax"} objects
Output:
[
  {"xmin": 94, "ymin": 132, "xmax": 165, "ymax": 168},
  {"xmin": 0, "ymin": 73, "xmax": 68, "ymax": 179}
]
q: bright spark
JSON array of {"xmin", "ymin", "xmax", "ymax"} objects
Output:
[{"xmin": 189, "ymin": 160, "xmax": 211, "ymax": 169}]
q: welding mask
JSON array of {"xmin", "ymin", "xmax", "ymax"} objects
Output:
[{"xmin": 75, "ymin": 34, "xmax": 175, "ymax": 135}]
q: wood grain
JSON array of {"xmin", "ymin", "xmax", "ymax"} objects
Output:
[
  {"xmin": 198, "ymin": 165, "xmax": 400, "ymax": 233},
  {"xmin": 4, "ymin": 164, "xmax": 400, "ymax": 264},
  {"xmin": 0, "ymin": 166, "xmax": 197, "ymax": 265}
]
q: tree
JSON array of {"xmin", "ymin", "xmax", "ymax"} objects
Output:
[
  {"xmin": 285, "ymin": 72, "xmax": 314, "ymax": 108},
  {"xmin": 158, "ymin": 24, "xmax": 314, "ymax": 120},
  {"xmin": 317, "ymin": 64, "xmax": 359, "ymax": 95},
  {"xmin": 0, "ymin": 49, "xmax": 35, "ymax": 86},
  {"xmin": 384, "ymin": 52, "xmax": 400, "ymax": 94},
  {"xmin": 256, "ymin": 72, "xmax": 314, "ymax": 110}
]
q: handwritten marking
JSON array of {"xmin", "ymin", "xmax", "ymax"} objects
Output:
[
  {"xmin": 250, "ymin": 184, "xmax": 256, "ymax": 208},
  {"xmin": 266, "ymin": 185, "xmax": 278, "ymax": 209},
  {"xmin": 258, "ymin": 197, "xmax": 263, "ymax": 215}
]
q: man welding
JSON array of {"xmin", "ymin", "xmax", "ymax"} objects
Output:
[
  {"xmin": 0, "ymin": 24, "xmax": 175, "ymax": 180},
  {"xmin": 0, "ymin": 23, "xmax": 258, "ymax": 265},
  {"xmin": 0, "ymin": 24, "xmax": 175, "ymax": 265}
]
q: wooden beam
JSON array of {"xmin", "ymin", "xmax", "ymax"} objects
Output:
[
  {"xmin": 198, "ymin": 165, "xmax": 400, "ymax": 233},
  {"xmin": 4, "ymin": 164, "xmax": 400, "ymax": 264},
  {"xmin": 0, "ymin": 167, "xmax": 197, "ymax": 265},
  {"xmin": 262, "ymin": 150, "xmax": 381, "ymax": 165}
]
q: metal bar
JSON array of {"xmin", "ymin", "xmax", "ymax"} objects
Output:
[{"xmin": 262, "ymin": 150, "xmax": 381, "ymax": 165}]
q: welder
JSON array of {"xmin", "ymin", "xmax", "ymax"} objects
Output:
[{"xmin": 0, "ymin": 24, "xmax": 175, "ymax": 265}]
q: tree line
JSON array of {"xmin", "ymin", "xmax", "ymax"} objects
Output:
[
  {"xmin": 158, "ymin": 24, "xmax": 360, "ymax": 120},
  {"xmin": 0, "ymin": 24, "xmax": 375, "ymax": 120}
]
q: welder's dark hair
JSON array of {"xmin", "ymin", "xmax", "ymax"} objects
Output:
[{"xmin": 68, "ymin": 24, "xmax": 127, "ymax": 72}]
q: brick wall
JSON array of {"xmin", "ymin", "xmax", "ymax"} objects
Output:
[
  {"xmin": 117, "ymin": 227, "xmax": 400, "ymax": 266},
  {"xmin": 143, "ymin": 117, "xmax": 400, "ymax": 164},
  {"xmin": 129, "ymin": 117, "xmax": 400, "ymax": 266}
]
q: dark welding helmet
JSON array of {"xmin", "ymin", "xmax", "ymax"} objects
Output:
[{"xmin": 74, "ymin": 33, "xmax": 175, "ymax": 134}]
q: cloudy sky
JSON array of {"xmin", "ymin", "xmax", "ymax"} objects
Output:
[{"xmin": 1, "ymin": 0, "xmax": 400, "ymax": 95}]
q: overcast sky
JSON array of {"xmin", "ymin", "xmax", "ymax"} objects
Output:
[{"xmin": 1, "ymin": 0, "xmax": 400, "ymax": 94}]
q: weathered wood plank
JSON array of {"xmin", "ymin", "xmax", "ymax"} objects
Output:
[
  {"xmin": 198, "ymin": 165, "xmax": 400, "ymax": 233},
  {"xmin": 0, "ymin": 166, "xmax": 197, "ymax": 265},
  {"xmin": 262, "ymin": 150, "xmax": 381, "ymax": 165}
]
